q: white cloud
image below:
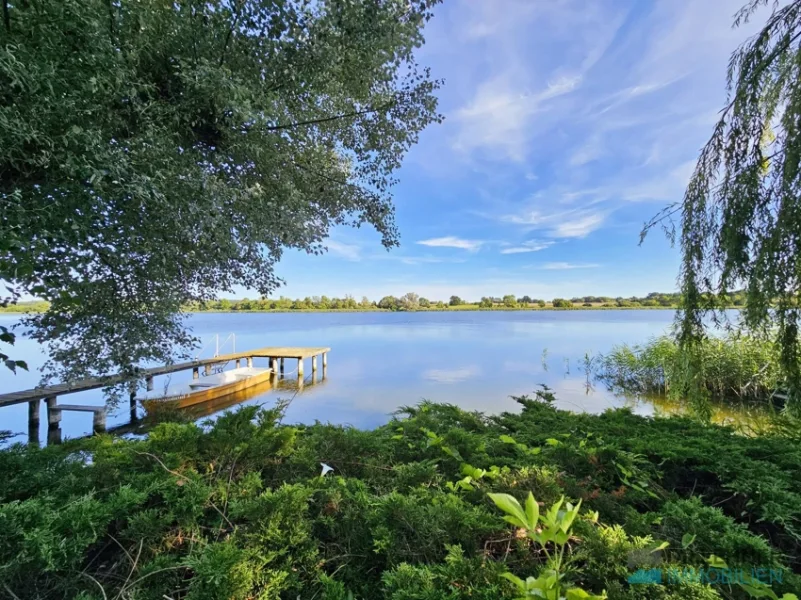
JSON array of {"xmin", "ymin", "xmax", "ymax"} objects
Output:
[
  {"xmin": 417, "ymin": 236, "xmax": 484, "ymax": 251},
  {"xmin": 498, "ymin": 208, "xmax": 605, "ymax": 239},
  {"xmin": 549, "ymin": 213, "xmax": 605, "ymax": 238},
  {"xmin": 500, "ymin": 240, "xmax": 554, "ymax": 254},
  {"xmin": 325, "ymin": 241, "xmax": 361, "ymax": 261},
  {"xmin": 539, "ymin": 262, "xmax": 600, "ymax": 270}
]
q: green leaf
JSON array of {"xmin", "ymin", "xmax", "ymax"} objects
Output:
[
  {"xmin": 649, "ymin": 541, "xmax": 669, "ymax": 553},
  {"xmin": 488, "ymin": 493, "xmax": 528, "ymax": 529},
  {"xmin": 524, "ymin": 492, "xmax": 540, "ymax": 530},
  {"xmin": 681, "ymin": 533, "xmax": 696, "ymax": 549},
  {"xmin": 499, "ymin": 434, "xmax": 517, "ymax": 444},
  {"xmin": 706, "ymin": 555, "xmax": 728, "ymax": 569},
  {"xmin": 545, "ymin": 438, "xmax": 560, "ymax": 446},
  {"xmin": 500, "ymin": 571, "xmax": 525, "ymax": 591}
]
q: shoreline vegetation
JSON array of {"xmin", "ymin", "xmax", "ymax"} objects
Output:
[
  {"xmin": 3, "ymin": 395, "xmax": 799, "ymax": 599},
  {"xmin": 597, "ymin": 334, "xmax": 787, "ymax": 411},
  {"xmin": 0, "ymin": 291, "xmax": 752, "ymax": 314}
]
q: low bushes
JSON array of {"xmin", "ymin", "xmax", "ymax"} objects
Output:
[{"xmin": 1, "ymin": 396, "xmax": 799, "ymax": 599}]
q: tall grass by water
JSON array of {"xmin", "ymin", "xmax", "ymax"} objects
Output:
[{"xmin": 597, "ymin": 334, "xmax": 784, "ymax": 406}]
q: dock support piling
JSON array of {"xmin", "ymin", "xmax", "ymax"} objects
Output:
[
  {"xmin": 270, "ymin": 357, "xmax": 278, "ymax": 373},
  {"xmin": 235, "ymin": 359, "xmax": 241, "ymax": 368},
  {"xmin": 129, "ymin": 387, "xmax": 137, "ymax": 422},
  {"xmin": 146, "ymin": 376, "xmax": 154, "ymax": 391},
  {"xmin": 93, "ymin": 409, "xmax": 107, "ymax": 433},
  {"xmin": 247, "ymin": 357, "xmax": 253, "ymax": 368},
  {"xmin": 312, "ymin": 355, "xmax": 317, "ymax": 376},
  {"xmin": 280, "ymin": 358, "xmax": 284, "ymax": 377},
  {"xmin": 28, "ymin": 399, "xmax": 40, "ymax": 424},
  {"xmin": 298, "ymin": 358, "xmax": 304, "ymax": 378},
  {"xmin": 322, "ymin": 352, "xmax": 327, "ymax": 379},
  {"xmin": 204, "ymin": 364, "xmax": 212, "ymax": 376},
  {"xmin": 46, "ymin": 396, "xmax": 61, "ymax": 427},
  {"xmin": 193, "ymin": 367, "xmax": 199, "ymax": 380}
]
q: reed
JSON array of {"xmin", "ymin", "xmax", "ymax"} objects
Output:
[{"xmin": 597, "ymin": 334, "xmax": 784, "ymax": 405}]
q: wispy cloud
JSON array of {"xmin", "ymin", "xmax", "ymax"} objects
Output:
[
  {"xmin": 417, "ymin": 236, "xmax": 484, "ymax": 251},
  {"xmin": 325, "ymin": 240, "xmax": 361, "ymax": 261},
  {"xmin": 498, "ymin": 208, "xmax": 605, "ymax": 239},
  {"xmin": 549, "ymin": 213, "xmax": 605, "ymax": 238},
  {"xmin": 500, "ymin": 240, "xmax": 554, "ymax": 254},
  {"xmin": 539, "ymin": 262, "xmax": 600, "ymax": 270}
]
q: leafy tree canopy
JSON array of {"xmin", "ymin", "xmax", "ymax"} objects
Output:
[
  {"xmin": 0, "ymin": 0, "xmax": 442, "ymax": 382},
  {"xmin": 643, "ymin": 0, "xmax": 801, "ymax": 409}
]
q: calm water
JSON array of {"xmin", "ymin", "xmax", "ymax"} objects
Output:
[{"xmin": 2, "ymin": 310, "xmax": 686, "ymax": 443}]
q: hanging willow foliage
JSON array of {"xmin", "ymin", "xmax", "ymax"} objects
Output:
[{"xmin": 643, "ymin": 0, "xmax": 801, "ymax": 411}]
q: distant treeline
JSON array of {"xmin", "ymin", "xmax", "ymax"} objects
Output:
[
  {"xmin": 186, "ymin": 291, "xmax": 748, "ymax": 311},
  {"xmin": 1, "ymin": 291, "xmax": 752, "ymax": 314}
]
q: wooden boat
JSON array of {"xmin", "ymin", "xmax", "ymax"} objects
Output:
[{"xmin": 138, "ymin": 366, "xmax": 274, "ymax": 411}]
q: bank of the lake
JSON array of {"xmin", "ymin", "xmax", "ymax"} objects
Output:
[{"xmin": 2, "ymin": 397, "xmax": 799, "ymax": 599}]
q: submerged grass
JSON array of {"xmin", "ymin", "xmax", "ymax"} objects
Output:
[
  {"xmin": 597, "ymin": 334, "xmax": 785, "ymax": 407},
  {"xmin": 1, "ymin": 392, "xmax": 801, "ymax": 599}
]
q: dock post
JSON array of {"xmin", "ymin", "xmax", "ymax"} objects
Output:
[
  {"xmin": 298, "ymin": 358, "xmax": 304, "ymax": 377},
  {"xmin": 247, "ymin": 356, "xmax": 253, "ymax": 368},
  {"xmin": 322, "ymin": 352, "xmax": 327, "ymax": 379},
  {"xmin": 280, "ymin": 358, "xmax": 285, "ymax": 377},
  {"xmin": 28, "ymin": 399, "xmax": 40, "ymax": 425},
  {"xmin": 146, "ymin": 376, "xmax": 154, "ymax": 391},
  {"xmin": 235, "ymin": 359, "xmax": 241, "ymax": 368},
  {"xmin": 129, "ymin": 386, "xmax": 137, "ymax": 422},
  {"xmin": 204, "ymin": 364, "xmax": 212, "ymax": 376},
  {"xmin": 270, "ymin": 357, "xmax": 278, "ymax": 373},
  {"xmin": 93, "ymin": 409, "xmax": 107, "ymax": 433},
  {"xmin": 192, "ymin": 367, "xmax": 199, "ymax": 380},
  {"xmin": 312, "ymin": 355, "xmax": 317, "ymax": 376},
  {"xmin": 47, "ymin": 425, "xmax": 62, "ymax": 445},
  {"xmin": 28, "ymin": 400, "xmax": 40, "ymax": 446},
  {"xmin": 46, "ymin": 396, "xmax": 61, "ymax": 428}
]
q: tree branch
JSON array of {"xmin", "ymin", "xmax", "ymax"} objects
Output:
[
  {"xmin": 219, "ymin": 0, "xmax": 243, "ymax": 67},
  {"xmin": 265, "ymin": 102, "xmax": 394, "ymax": 132}
]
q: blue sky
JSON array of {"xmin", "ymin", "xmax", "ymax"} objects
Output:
[{"xmin": 258, "ymin": 0, "xmax": 768, "ymax": 302}]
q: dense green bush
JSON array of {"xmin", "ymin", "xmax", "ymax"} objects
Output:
[{"xmin": 1, "ymin": 397, "xmax": 799, "ymax": 599}]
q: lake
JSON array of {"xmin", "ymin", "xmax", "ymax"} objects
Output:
[{"xmin": 0, "ymin": 309, "xmax": 720, "ymax": 444}]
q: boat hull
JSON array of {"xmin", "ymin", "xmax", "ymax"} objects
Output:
[{"xmin": 141, "ymin": 368, "xmax": 275, "ymax": 412}]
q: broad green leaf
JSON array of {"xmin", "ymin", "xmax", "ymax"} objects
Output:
[
  {"xmin": 706, "ymin": 555, "xmax": 728, "ymax": 569},
  {"xmin": 489, "ymin": 493, "xmax": 528, "ymax": 529},
  {"xmin": 681, "ymin": 533, "xmax": 696, "ymax": 548},
  {"xmin": 525, "ymin": 492, "xmax": 539, "ymax": 530}
]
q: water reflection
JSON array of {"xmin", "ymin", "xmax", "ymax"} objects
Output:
[{"xmin": 0, "ymin": 310, "xmax": 769, "ymax": 443}]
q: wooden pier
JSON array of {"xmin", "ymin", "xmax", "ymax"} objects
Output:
[{"xmin": 0, "ymin": 346, "xmax": 329, "ymax": 444}]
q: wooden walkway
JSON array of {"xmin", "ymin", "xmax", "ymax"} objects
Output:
[
  {"xmin": 0, "ymin": 347, "xmax": 329, "ymax": 408},
  {"xmin": 2, "ymin": 346, "xmax": 329, "ymax": 445}
]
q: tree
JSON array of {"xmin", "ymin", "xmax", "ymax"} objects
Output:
[
  {"xmin": 518, "ymin": 295, "xmax": 532, "ymax": 305},
  {"xmin": 399, "ymin": 292, "xmax": 420, "ymax": 310},
  {"xmin": 552, "ymin": 298, "xmax": 573, "ymax": 308},
  {"xmin": 641, "ymin": 0, "xmax": 801, "ymax": 406},
  {"xmin": 449, "ymin": 295, "xmax": 463, "ymax": 306},
  {"xmin": 218, "ymin": 299, "xmax": 232, "ymax": 311},
  {"xmin": 479, "ymin": 297, "xmax": 493, "ymax": 308},
  {"xmin": 0, "ymin": 0, "xmax": 442, "ymax": 381},
  {"xmin": 378, "ymin": 296, "xmax": 399, "ymax": 310},
  {"xmin": 419, "ymin": 297, "xmax": 431, "ymax": 308},
  {"xmin": 502, "ymin": 294, "xmax": 517, "ymax": 308},
  {"xmin": 537, "ymin": 299, "xmax": 547, "ymax": 308}
]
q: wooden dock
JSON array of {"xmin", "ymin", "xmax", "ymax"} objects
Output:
[{"xmin": 1, "ymin": 346, "xmax": 329, "ymax": 444}]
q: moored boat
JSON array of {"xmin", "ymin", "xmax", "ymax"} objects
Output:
[{"xmin": 138, "ymin": 366, "xmax": 274, "ymax": 410}]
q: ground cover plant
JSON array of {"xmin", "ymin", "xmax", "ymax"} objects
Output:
[{"xmin": 1, "ymin": 390, "xmax": 800, "ymax": 599}]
